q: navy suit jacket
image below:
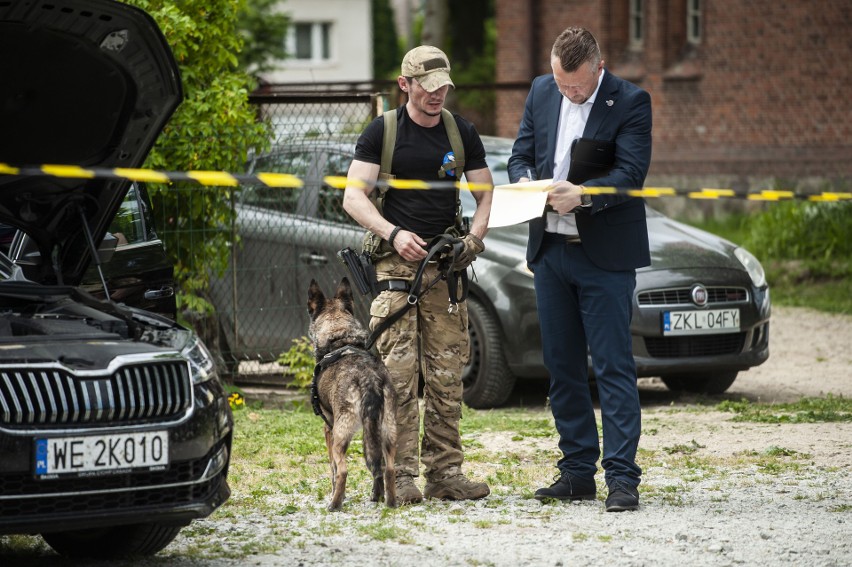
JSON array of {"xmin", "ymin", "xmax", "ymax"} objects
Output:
[{"xmin": 508, "ymin": 70, "xmax": 653, "ymax": 271}]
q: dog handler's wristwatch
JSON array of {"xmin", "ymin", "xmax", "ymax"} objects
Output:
[{"xmin": 579, "ymin": 185, "xmax": 593, "ymax": 207}]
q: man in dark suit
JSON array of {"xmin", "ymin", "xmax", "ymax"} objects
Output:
[{"xmin": 507, "ymin": 27, "xmax": 652, "ymax": 511}]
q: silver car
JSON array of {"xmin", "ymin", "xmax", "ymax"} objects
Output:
[{"xmin": 211, "ymin": 135, "xmax": 770, "ymax": 408}]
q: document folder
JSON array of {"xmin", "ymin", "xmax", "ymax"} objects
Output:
[{"xmin": 567, "ymin": 138, "xmax": 616, "ymax": 184}]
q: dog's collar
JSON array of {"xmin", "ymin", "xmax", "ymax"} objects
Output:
[{"xmin": 311, "ymin": 345, "xmax": 366, "ymax": 428}]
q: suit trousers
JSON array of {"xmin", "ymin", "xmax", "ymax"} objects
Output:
[{"xmin": 530, "ymin": 232, "xmax": 642, "ymax": 488}]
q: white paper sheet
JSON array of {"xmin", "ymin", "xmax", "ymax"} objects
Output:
[{"xmin": 487, "ymin": 179, "xmax": 554, "ymax": 228}]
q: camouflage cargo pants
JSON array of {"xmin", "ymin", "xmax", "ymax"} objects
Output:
[{"xmin": 369, "ymin": 254, "xmax": 469, "ymax": 482}]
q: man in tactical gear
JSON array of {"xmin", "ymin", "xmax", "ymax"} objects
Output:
[{"xmin": 343, "ymin": 45, "xmax": 493, "ymax": 504}]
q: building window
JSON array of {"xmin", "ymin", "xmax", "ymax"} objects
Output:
[
  {"xmin": 687, "ymin": 0, "xmax": 702, "ymax": 44},
  {"xmin": 290, "ymin": 22, "xmax": 332, "ymax": 62},
  {"xmin": 629, "ymin": 0, "xmax": 644, "ymax": 48}
]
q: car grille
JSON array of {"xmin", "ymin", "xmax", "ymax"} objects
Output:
[
  {"xmin": 644, "ymin": 332, "xmax": 746, "ymax": 358},
  {"xmin": 638, "ymin": 287, "xmax": 748, "ymax": 306},
  {"xmin": 0, "ymin": 361, "xmax": 191, "ymax": 427},
  {"xmin": 0, "ymin": 442, "xmax": 227, "ymax": 520}
]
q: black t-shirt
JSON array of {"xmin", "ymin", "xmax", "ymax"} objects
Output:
[{"xmin": 354, "ymin": 106, "xmax": 488, "ymax": 239}]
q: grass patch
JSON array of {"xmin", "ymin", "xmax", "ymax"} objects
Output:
[
  {"xmin": 356, "ymin": 521, "xmax": 408, "ymax": 542},
  {"xmin": 717, "ymin": 395, "xmax": 852, "ymax": 423},
  {"xmin": 662, "ymin": 440, "xmax": 705, "ymax": 455},
  {"xmin": 0, "ymin": 535, "xmax": 50, "ymax": 556},
  {"xmin": 764, "ymin": 259, "xmax": 852, "ymax": 314},
  {"xmin": 681, "ymin": 203, "xmax": 852, "ymax": 315},
  {"xmin": 460, "ymin": 407, "xmax": 554, "ymax": 438}
]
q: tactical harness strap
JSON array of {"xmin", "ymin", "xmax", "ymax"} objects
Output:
[
  {"xmin": 363, "ymin": 107, "xmax": 469, "ymax": 262},
  {"xmin": 361, "ymin": 109, "xmax": 470, "ymax": 351},
  {"xmin": 365, "ymin": 234, "xmax": 468, "ymax": 352},
  {"xmin": 311, "ymin": 345, "xmax": 364, "ymax": 428},
  {"xmin": 380, "ymin": 107, "xmax": 465, "ymax": 181},
  {"xmin": 376, "ymin": 108, "xmax": 466, "ymax": 231}
]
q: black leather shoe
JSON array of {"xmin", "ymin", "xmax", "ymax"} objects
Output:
[
  {"xmin": 605, "ymin": 482, "xmax": 639, "ymax": 512},
  {"xmin": 534, "ymin": 472, "xmax": 596, "ymax": 501}
]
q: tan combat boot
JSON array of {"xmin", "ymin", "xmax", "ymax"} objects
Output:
[
  {"xmin": 424, "ymin": 474, "xmax": 490, "ymax": 501},
  {"xmin": 395, "ymin": 475, "xmax": 423, "ymax": 504}
]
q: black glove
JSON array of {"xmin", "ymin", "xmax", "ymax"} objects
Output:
[{"xmin": 454, "ymin": 233, "xmax": 485, "ymax": 270}]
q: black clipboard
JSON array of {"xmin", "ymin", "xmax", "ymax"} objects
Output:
[{"xmin": 566, "ymin": 138, "xmax": 616, "ymax": 184}]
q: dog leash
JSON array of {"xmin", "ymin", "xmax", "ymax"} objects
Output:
[
  {"xmin": 311, "ymin": 345, "xmax": 364, "ymax": 428},
  {"xmin": 364, "ymin": 234, "xmax": 467, "ymax": 351}
]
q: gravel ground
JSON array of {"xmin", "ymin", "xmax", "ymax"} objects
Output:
[{"xmin": 3, "ymin": 306, "xmax": 851, "ymax": 567}]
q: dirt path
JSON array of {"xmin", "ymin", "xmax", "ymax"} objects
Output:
[
  {"xmin": 724, "ymin": 305, "xmax": 852, "ymax": 401},
  {"xmin": 642, "ymin": 305, "xmax": 852, "ymax": 468},
  {"xmin": 503, "ymin": 305, "xmax": 852, "ymax": 468}
]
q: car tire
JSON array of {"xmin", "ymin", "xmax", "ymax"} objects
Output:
[
  {"xmin": 41, "ymin": 523, "xmax": 183, "ymax": 559},
  {"xmin": 463, "ymin": 297, "xmax": 516, "ymax": 408},
  {"xmin": 660, "ymin": 371, "xmax": 738, "ymax": 394}
]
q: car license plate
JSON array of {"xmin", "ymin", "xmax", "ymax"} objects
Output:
[
  {"xmin": 663, "ymin": 308, "xmax": 740, "ymax": 336},
  {"xmin": 35, "ymin": 431, "xmax": 168, "ymax": 478}
]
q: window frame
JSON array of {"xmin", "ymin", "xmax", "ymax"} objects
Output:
[
  {"xmin": 629, "ymin": 0, "xmax": 645, "ymax": 49},
  {"xmin": 287, "ymin": 21, "xmax": 333, "ymax": 64},
  {"xmin": 687, "ymin": 0, "xmax": 702, "ymax": 45}
]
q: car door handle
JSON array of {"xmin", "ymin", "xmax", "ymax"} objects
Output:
[
  {"xmin": 144, "ymin": 286, "xmax": 175, "ymax": 300},
  {"xmin": 300, "ymin": 253, "xmax": 328, "ymax": 265}
]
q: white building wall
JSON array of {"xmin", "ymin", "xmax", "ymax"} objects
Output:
[{"xmin": 261, "ymin": 0, "xmax": 373, "ymax": 84}]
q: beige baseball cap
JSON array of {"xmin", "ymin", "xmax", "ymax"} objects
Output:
[{"xmin": 401, "ymin": 45, "xmax": 454, "ymax": 92}]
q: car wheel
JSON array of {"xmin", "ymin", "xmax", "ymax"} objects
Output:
[
  {"xmin": 463, "ymin": 297, "xmax": 516, "ymax": 408},
  {"xmin": 42, "ymin": 523, "xmax": 183, "ymax": 559},
  {"xmin": 660, "ymin": 371, "xmax": 738, "ymax": 394}
]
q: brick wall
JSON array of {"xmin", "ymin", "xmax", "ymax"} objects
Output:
[{"xmin": 494, "ymin": 0, "xmax": 852, "ymax": 186}]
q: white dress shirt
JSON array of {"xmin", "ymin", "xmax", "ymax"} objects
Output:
[{"xmin": 546, "ymin": 70, "xmax": 604, "ymax": 236}]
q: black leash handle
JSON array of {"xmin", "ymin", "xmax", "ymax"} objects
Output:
[{"xmin": 365, "ymin": 234, "xmax": 465, "ymax": 350}]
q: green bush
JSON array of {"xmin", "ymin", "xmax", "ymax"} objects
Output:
[
  {"xmin": 744, "ymin": 201, "xmax": 852, "ymax": 261},
  {"xmin": 124, "ymin": 0, "xmax": 271, "ymax": 319},
  {"xmin": 680, "ymin": 199, "xmax": 852, "ymax": 314},
  {"xmin": 277, "ymin": 337, "xmax": 315, "ymax": 390}
]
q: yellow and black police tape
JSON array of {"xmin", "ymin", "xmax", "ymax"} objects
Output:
[{"xmin": 1, "ymin": 163, "xmax": 850, "ymax": 202}]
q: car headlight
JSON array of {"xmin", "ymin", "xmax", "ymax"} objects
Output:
[
  {"xmin": 180, "ymin": 332, "xmax": 217, "ymax": 384},
  {"xmin": 734, "ymin": 247, "xmax": 766, "ymax": 288}
]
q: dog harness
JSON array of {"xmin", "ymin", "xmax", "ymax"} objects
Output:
[{"xmin": 311, "ymin": 345, "xmax": 365, "ymax": 429}]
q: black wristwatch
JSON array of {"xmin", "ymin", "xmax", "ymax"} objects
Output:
[{"xmin": 579, "ymin": 186, "xmax": 593, "ymax": 208}]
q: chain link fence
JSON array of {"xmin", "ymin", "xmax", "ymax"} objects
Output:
[{"xmin": 153, "ymin": 92, "xmax": 389, "ymax": 382}]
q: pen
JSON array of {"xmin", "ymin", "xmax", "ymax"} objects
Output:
[{"xmin": 527, "ymin": 168, "xmax": 534, "ymax": 181}]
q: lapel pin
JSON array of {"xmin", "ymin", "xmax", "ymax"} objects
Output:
[{"xmin": 606, "ymin": 99, "xmax": 614, "ymax": 106}]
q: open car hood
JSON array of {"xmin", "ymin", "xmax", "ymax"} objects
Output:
[{"xmin": 0, "ymin": 0, "xmax": 181, "ymax": 285}]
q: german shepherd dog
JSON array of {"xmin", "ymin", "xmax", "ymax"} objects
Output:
[{"xmin": 307, "ymin": 278, "xmax": 398, "ymax": 510}]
